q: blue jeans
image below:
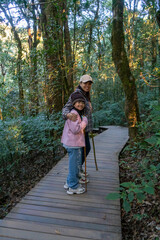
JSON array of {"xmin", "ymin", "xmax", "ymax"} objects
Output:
[
  {"xmin": 65, "ymin": 147, "xmax": 82, "ymax": 189},
  {"xmin": 81, "ymin": 132, "xmax": 91, "ymax": 167}
]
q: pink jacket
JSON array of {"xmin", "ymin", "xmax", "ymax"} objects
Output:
[{"xmin": 61, "ymin": 109, "xmax": 88, "ymax": 147}]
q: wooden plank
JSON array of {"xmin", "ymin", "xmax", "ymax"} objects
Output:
[
  {"xmin": 36, "ymin": 180, "xmax": 119, "ymax": 188},
  {"xmin": 0, "ymin": 227, "xmax": 90, "ymax": 240},
  {"xmin": 0, "ymin": 126, "xmax": 128, "ymax": 240},
  {"xmin": 19, "ymin": 199, "xmax": 120, "ymax": 214},
  {"xmin": 5, "ymin": 214, "xmax": 121, "ymax": 233},
  {"xmin": 28, "ymin": 187, "xmax": 119, "ymax": 197},
  {"xmin": 23, "ymin": 195, "xmax": 120, "ymax": 210},
  {"xmin": 25, "ymin": 192, "xmax": 120, "ymax": 207},
  {"xmin": 15, "ymin": 203, "xmax": 120, "ymax": 218},
  {"xmin": 29, "ymin": 185, "xmax": 118, "ymax": 194},
  {"xmin": 25, "ymin": 191, "xmax": 120, "ymax": 206},
  {"xmin": 6, "ymin": 207, "xmax": 121, "ymax": 226},
  {"xmin": 0, "ymin": 219, "xmax": 121, "ymax": 240},
  {"xmin": 0, "ymin": 237, "xmax": 26, "ymax": 240}
]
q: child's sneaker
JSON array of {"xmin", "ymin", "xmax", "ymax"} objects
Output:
[
  {"xmin": 79, "ymin": 177, "xmax": 89, "ymax": 184},
  {"xmin": 67, "ymin": 185, "xmax": 85, "ymax": 195},
  {"xmin": 64, "ymin": 182, "xmax": 69, "ymax": 190}
]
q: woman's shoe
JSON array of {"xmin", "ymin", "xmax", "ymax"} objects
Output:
[
  {"xmin": 79, "ymin": 169, "xmax": 89, "ymax": 177},
  {"xmin": 79, "ymin": 177, "xmax": 89, "ymax": 184}
]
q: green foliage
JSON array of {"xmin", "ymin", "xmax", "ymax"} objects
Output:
[
  {"xmin": 107, "ymin": 104, "xmax": 160, "ymax": 214},
  {"xmin": 92, "ymin": 100, "xmax": 126, "ymax": 127},
  {"xmin": 106, "ymin": 192, "xmax": 120, "ymax": 200},
  {"xmin": 0, "ymin": 112, "xmax": 64, "ymax": 173}
]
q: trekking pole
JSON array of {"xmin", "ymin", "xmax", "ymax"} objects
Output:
[
  {"xmin": 84, "ymin": 144, "xmax": 87, "ymax": 192},
  {"xmin": 91, "ymin": 132, "xmax": 98, "ymax": 171}
]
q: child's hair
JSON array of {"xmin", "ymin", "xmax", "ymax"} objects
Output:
[{"xmin": 71, "ymin": 92, "xmax": 85, "ymax": 105}]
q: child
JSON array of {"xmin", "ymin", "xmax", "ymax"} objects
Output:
[{"xmin": 61, "ymin": 92, "xmax": 88, "ymax": 195}]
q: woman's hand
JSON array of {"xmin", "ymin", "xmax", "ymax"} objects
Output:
[
  {"xmin": 67, "ymin": 113, "xmax": 78, "ymax": 122},
  {"xmin": 89, "ymin": 102, "xmax": 93, "ymax": 112}
]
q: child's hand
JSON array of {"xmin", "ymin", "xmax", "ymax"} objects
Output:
[
  {"xmin": 82, "ymin": 116, "xmax": 88, "ymax": 124},
  {"xmin": 67, "ymin": 113, "xmax": 78, "ymax": 122}
]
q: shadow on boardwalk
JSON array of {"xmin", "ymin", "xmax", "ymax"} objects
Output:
[{"xmin": 0, "ymin": 126, "xmax": 128, "ymax": 240}]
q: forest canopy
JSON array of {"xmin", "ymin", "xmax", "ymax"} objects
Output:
[{"xmin": 0, "ymin": 0, "xmax": 159, "ymax": 172}]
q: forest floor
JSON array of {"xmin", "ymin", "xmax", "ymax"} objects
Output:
[
  {"xmin": 0, "ymin": 147, "xmax": 65, "ymax": 219},
  {"xmin": 120, "ymin": 146, "xmax": 160, "ymax": 240},
  {"xmin": 0, "ymin": 140, "xmax": 160, "ymax": 240}
]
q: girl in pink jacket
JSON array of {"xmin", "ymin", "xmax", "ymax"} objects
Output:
[{"xmin": 61, "ymin": 92, "xmax": 88, "ymax": 195}]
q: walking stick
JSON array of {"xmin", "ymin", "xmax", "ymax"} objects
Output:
[
  {"xmin": 84, "ymin": 144, "xmax": 87, "ymax": 192},
  {"xmin": 91, "ymin": 132, "xmax": 98, "ymax": 171}
]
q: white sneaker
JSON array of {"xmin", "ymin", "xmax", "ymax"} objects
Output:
[
  {"xmin": 64, "ymin": 182, "xmax": 69, "ymax": 190},
  {"xmin": 79, "ymin": 177, "xmax": 89, "ymax": 184},
  {"xmin": 67, "ymin": 186, "xmax": 85, "ymax": 195}
]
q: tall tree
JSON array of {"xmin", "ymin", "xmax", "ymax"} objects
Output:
[
  {"xmin": 39, "ymin": 0, "xmax": 73, "ymax": 112},
  {"xmin": 0, "ymin": 3, "xmax": 25, "ymax": 115},
  {"xmin": 39, "ymin": 0, "xmax": 64, "ymax": 113},
  {"xmin": 112, "ymin": 0, "xmax": 140, "ymax": 139},
  {"xmin": 19, "ymin": 0, "xmax": 40, "ymax": 115},
  {"xmin": 156, "ymin": 4, "xmax": 160, "ymax": 102},
  {"xmin": 87, "ymin": 0, "xmax": 100, "ymax": 70},
  {"xmin": 63, "ymin": 0, "xmax": 74, "ymax": 97}
]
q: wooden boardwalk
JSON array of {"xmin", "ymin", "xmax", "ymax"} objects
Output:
[{"xmin": 0, "ymin": 126, "xmax": 128, "ymax": 240}]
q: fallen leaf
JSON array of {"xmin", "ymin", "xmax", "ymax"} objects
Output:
[{"xmin": 55, "ymin": 230, "xmax": 61, "ymax": 235}]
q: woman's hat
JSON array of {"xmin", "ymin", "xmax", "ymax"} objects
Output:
[
  {"xmin": 80, "ymin": 74, "xmax": 93, "ymax": 83},
  {"xmin": 71, "ymin": 92, "xmax": 85, "ymax": 105}
]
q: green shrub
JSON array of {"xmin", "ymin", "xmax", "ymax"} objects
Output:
[
  {"xmin": 92, "ymin": 100, "xmax": 126, "ymax": 127},
  {"xmin": 106, "ymin": 104, "xmax": 160, "ymax": 216},
  {"xmin": 0, "ymin": 112, "xmax": 64, "ymax": 173}
]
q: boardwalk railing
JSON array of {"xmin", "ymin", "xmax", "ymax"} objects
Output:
[{"xmin": 0, "ymin": 126, "xmax": 128, "ymax": 240}]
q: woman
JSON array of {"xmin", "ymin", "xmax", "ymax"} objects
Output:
[{"xmin": 62, "ymin": 74, "xmax": 93, "ymax": 179}]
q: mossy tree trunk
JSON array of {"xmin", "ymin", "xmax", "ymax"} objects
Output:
[
  {"xmin": 39, "ymin": 0, "xmax": 73, "ymax": 112},
  {"xmin": 39, "ymin": 0, "xmax": 64, "ymax": 113},
  {"xmin": 156, "ymin": 10, "xmax": 160, "ymax": 104},
  {"xmin": 112, "ymin": 0, "xmax": 140, "ymax": 139},
  {"xmin": 63, "ymin": 0, "xmax": 74, "ymax": 98},
  {"xmin": 29, "ymin": 0, "xmax": 40, "ymax": 115}
]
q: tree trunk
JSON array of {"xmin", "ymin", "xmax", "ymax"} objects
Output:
[
  {"xmin": 112, "ymin": 0, "xmax": 140, "ymax": 139},
  {"xmin": 156, "ymin": 10, "xmax": 160, "ymax": 103},
  {"xmin": 63, "ymin": 0, "xmax": 74, "ymax": 98},
  {"xmin": 73, "ymin": 0, "xmax": 77, "ymax": 64},
  {"xmin": 29, "ymin": 0, "xmax": 40, "ymax": 115},
  {"xmin": 87, "ymin": 0, "xmax": 99, "ymax": 70},
  {"xmin": 97, "ymin": 27, "xmax": 104, "ymax": 71},
  {"xmin": 151, "ymin": 35, "xmax": 157, "ymax": 70},
  {"xmin": 0, "ymin": 108, "xmax": 3, "ymax": 120},
  {"xmin": 39, "ymin": 0, "xmax": 64, "ymax": 113},
  {"xmin": 23, "ymin": 1, "xmax": 40, "ymax": 116},
  {"xmin": 0, "ymin": 4, "xmax": 25, "ymax": 115},
  {"xmin": 17, "ymin": 45, "xmax": 24, "ymax": 115}
]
